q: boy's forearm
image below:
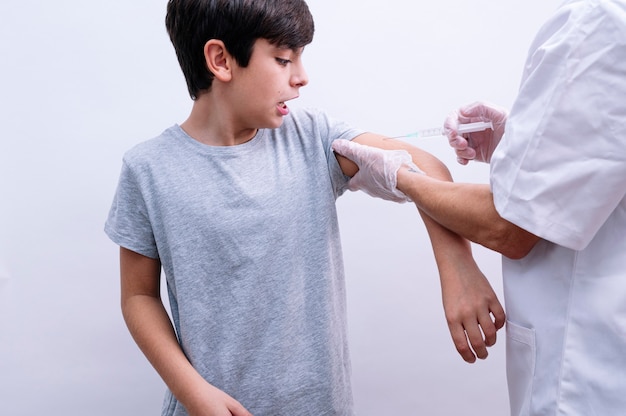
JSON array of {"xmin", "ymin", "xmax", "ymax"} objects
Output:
[
  {"xmin": 120, "ymin": 247, "xmax": 216, "ymax": 411},
  {"xmin": 398, "ymin": 146, "xmax": 483, "ymax": 267},
  {"xmin": 402, "ymin": 147, "xmax": 505, "ymax": 362},
  {"xmin": 120, "ymin": 251, "xmax": 251, "ymax": 415},
  {"xmin": 402, "ymin": 147, "xmax": 477, "ymax": 277},
  {"xmin": 122, "ymin": 294, "xmax": 210, "ymax": 405}
]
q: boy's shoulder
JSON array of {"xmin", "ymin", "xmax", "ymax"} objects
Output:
[{"xmin": 123, "ymin": 125, "xmax": 181, "ymax": 161}]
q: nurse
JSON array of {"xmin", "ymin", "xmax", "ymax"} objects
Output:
[{"xmin": 332, "ymin": 0, "xmax": 626, "ymax": 414}]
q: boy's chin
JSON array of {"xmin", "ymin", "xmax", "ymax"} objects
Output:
[{"xmin": 264, "ymin": 117, "xmax": 286, "ymax": 129}]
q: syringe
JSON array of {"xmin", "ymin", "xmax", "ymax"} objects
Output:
[{"xmin": 385, "ymin": 121, "xmax": 493, "ymax": 140}]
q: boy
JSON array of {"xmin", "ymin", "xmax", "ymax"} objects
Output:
[{"xmin": 105, "ymin": 1, "xmax": 504, "ymax": 414}]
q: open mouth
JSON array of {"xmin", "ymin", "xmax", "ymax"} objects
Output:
[{"xmin": 277, "ymin": 101, "xmax": 289, "ymax": 116}]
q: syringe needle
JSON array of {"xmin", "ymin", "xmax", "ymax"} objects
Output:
[
  {"xmin": 385, "ymin": 128, "xmax": 442, "ymax": 140},
  {"xmin": 384, "ymin": 121, "xmax": 493, "ymax": 140}
]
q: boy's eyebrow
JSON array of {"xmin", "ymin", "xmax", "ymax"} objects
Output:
[
  {"xmin": 274, "ymin": 44, "xmax": 306, "ymax": 55},
  {"xmin": 289, "ymin": 46, "xmax": 306, "ymax": 56}
]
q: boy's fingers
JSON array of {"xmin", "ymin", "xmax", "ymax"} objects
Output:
[
  {"xmin": 449, "ymin": 323, "xmax": 477, "ymax": 363},
  {"xmin": 465, "ymin": 323, "xmax": 488, "ymax": 360}
]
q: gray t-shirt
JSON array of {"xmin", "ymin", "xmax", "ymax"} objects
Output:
[{"xmin": 105, "ymin": 108, "xmax": 364, "ymax": 416}]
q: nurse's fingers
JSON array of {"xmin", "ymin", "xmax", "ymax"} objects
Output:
[
  {"xmin": 455, "ymin": 147, "xmax": 477, "ymax": 162},
  {"xmin": 449, "ymin": 135, "xmax": 469, "ymax": 150}
]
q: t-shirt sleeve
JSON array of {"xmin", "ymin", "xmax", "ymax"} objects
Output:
[
  {"xmin": 306, "ymin": 108, "xmax": 365, "ymax": 198},
  {"xmin": 104, "ymin": 159, "xmax": 159, "ymax": 259},
  {"xmin": 490, "ymin": 1, "xmax": 626, "ymax": 250}
]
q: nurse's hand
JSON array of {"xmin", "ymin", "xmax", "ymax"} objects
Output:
[
  {"xmin": 331, "ymin": 139, "xmax": 422, "ymax": 203},
  {"xmin": 444, "ymin": 102, "xmax": 508, "ymax": 164}
]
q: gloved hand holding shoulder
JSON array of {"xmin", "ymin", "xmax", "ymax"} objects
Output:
[
  {"xmin": 444, "ymin": 102, "xmax": 508, "ymax": 164},
  {"xmin": 331, "ymin": 139, "xmax": 423, "ymax": 203}
]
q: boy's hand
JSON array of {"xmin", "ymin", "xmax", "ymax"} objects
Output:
[
  {"xmin": 332, "ymin": 139, "xmax": 423, "ymax": 203},
  {"xmin": 440, "ymin": 262, "xmax": 506, "ymax": 363},
  {"xmin": 185, "ymin": 383, "xmax": 253, "ymax": 416}
]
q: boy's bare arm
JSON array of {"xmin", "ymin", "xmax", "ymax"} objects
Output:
[
  {"xmin": 336, "ymin": 135, "xmax": 505, "ymax": 362},
  {"xmin": 120, "ymin": 247, "xmax": 252, "ymax": 416}
]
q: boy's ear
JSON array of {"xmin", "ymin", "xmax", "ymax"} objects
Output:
[{"xmin": 204, "ymin": 39, "xmax": 232, "ymax": 82}]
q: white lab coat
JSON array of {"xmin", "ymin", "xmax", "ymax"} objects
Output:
[{"xmin": 490, "ymin": 0, "xmax": 626, "ymax": 415}]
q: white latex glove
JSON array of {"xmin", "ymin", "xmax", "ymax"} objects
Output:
[
  {"xmin": 443, "ymin": 102, "xmax": 508, "ymax": 164},
  {"xmin": 332, "ymin": 139, "xmax": 423, "ymax": 203}
]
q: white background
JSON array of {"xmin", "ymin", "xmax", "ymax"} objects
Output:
[{"xmin": 0, "ymin": 1, "xmax": 561, "ymax": 415}]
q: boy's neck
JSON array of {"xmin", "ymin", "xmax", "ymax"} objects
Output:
[{"xmin": 180, "ymin": 93, "xmax": 258, "ymax": 147}]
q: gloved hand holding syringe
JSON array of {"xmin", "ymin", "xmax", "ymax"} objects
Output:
[{"xmin": 384, "ymin": 121, "xmax": 493, "ymax": 140}]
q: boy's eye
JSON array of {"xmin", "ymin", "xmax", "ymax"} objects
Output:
[{"xmin": 275, "ymin": 58, "xmax": 291, "ymax": 66}]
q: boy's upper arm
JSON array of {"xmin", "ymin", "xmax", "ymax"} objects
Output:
[
  {"xmin": 335, "ymin": 152, "xmax": 358, "ymax": 178},
  {"xmin": 335, "ymin": 133, "xmax": 391, "ymax": 177},
  {"xmin": 336, "ymin": 132, "xmax": 449, "ymax": 179},
  {"xmin": 120, "ymin": 247, "xmax": 162, "ymax": 301}
]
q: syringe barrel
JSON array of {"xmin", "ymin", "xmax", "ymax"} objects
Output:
[{"xmin": 457, "ymin": 121, "xmax": 493, "ymax": 134}]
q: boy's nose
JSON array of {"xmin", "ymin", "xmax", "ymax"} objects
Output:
[{"xmin": 291, "ymin": 64, "xmax": 309, "ymax": 88}]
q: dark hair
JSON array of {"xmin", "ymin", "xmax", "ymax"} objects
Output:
[{"xmin": 166, "ymin": 0, "xmax": 315, "ymax": 99}]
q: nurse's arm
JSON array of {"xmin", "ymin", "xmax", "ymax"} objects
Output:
[{"xmin": 396, "ymin": 167, "xmax": 541, "ymax": 260}]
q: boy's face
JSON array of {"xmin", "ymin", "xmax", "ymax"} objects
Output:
[{"xmin": 230, "ymin": 38, "xmax": 309, "ymax": 130}]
